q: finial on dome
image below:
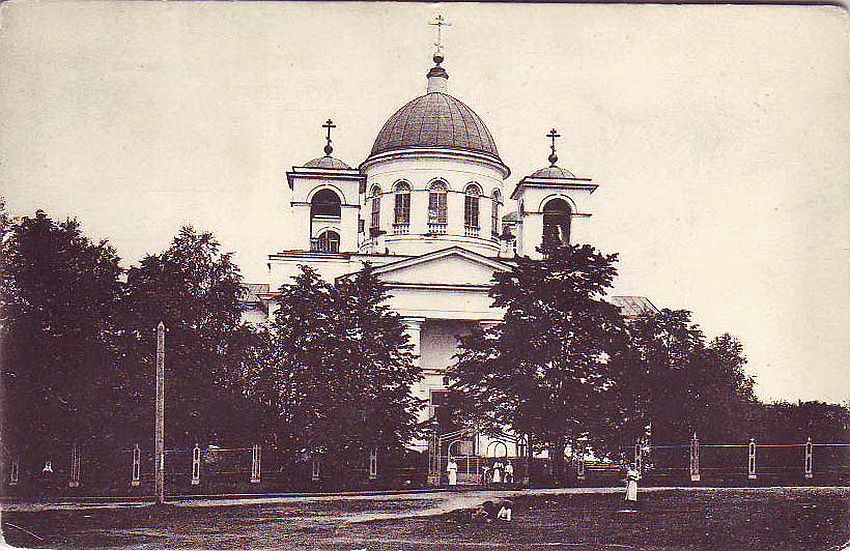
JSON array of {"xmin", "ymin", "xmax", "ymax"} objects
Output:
[
  {"xmin": 546, "ymin": 128, "xmax": 561, "ymax": 167},
  {"xmin": 322, "ymin": 119, "xmax": 336, "ymax": 156},
  {"xmin": 427, "ymin": 15, "xmax": 451, "ymax": 93}
]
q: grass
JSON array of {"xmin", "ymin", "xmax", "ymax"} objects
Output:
[{"xmin": 1, "ymin": 487, "xmax": 847, "ymax": 550}]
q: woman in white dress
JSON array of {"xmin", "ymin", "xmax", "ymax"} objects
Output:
[
  {"xmin": 447, "ymin": 458, "xmax": 458, "ymax": 486},
  {"xmin": 624, "ymin": 464, "xmax": 640, "ymax": 507},
  {"xmin": 492, "ymin": 460, "xmax": 503, "ymax": 485}
]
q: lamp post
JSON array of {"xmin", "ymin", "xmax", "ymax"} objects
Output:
[{"xmin": 154, "ymin": 321, "xmax": 166, "ymax": 505}]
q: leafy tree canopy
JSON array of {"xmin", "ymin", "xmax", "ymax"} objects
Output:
[
  {"xmin": 1, "ymin": 209, "xmax": 124, "ymax": 458},
  {"xmin": 119, "ymin": 226, "xmax": 258, "ymax": 446},
  {"xmin": 251, "ymin": 264, "xmax": 421, "ymax": 479},
  {"xmin": 448, "ymin": 244, "xmax": 629, "ymax": 482}
]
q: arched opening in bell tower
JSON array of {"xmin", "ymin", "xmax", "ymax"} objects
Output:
[
  {"xmin": 310, "ymin": 189, "xmax": 342, "ymax": 252},
  {"xmin": 542, "ymin": 198, "xmax": 572, "ymax": 247}
]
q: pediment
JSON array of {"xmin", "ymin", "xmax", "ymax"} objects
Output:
[{"xmin": 369, "ymin": 247, "xmax": 512, "ymax": 288}]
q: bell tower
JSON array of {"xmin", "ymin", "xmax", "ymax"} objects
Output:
[
  {"xmin": 512, "ymin": 129, "xmax": 599, "ymax": 258},
  {"xmin": 286, "ymin": 120, "xmax": 366, "ymax": 253}
]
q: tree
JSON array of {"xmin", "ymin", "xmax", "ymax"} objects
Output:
[
  {"xmin": 1, "ymin": 210, "xmax": 124, "ymax": 464},
  {"xmin": 749, "ymin": 400, "xmax": 850, "ymax": 444},
  {"xmin": 251, "ymin": 264, "xmax": 421, "ymax": 485},
  {"xmin": 448, "ymin": 244, "xmax": 629, "ymax": 485},
  {"xmin": 619, "ymin": 311, "xmax": 757, "ymax": 445},
  {"xmin": 119, "ymin": 226, "xmax": 259, "ymax": 447}
]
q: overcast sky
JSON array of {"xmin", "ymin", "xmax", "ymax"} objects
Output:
[{"xmin": 1, "ymin": 2, "xmax": 848, "ymax": 404}]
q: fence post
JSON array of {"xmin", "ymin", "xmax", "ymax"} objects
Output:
[
  {"xmin": 311, "ymin": 458, "xmax": 321, "ymax": 482},
  {"xmin": 804, "ymin": 437, "xmax": 813, "ymax": 480},
  {"xmin": 9, "ymin": 458, "xmax": 19, "ymax": 486},
  {"xmin": 131, "ymin": 444, "xmax": 141, "ymax": 487},
  {"xmin": 69, "ymin": 443, "xmax": 81, "ymax": 488},
  {"xmin": 191, "ymin": 444, "xmax": 201, "ymax": 486},
  {"xmin": 576, "ymin": 444, "xmax": 586, "ymax": 482},
  {"xmin": 368, "ymin": 448, "xmax": 378, "ymax": 480},
  {"xmin": 634, "ymin": 441, "xmax": 642, "ymax": 474},
  {"xmin": 251, "ymin": 444, "xmax": 261, "ymax": 484},
  {"xmin": 689, "ymin": 432, "xmax": 701, "ymax": 483},
  {"xmin": 747, "ymin": 438, "xmax": 757, "ymax": 480}
]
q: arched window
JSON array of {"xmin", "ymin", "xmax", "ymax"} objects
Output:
[
  {"xmin": 491, "ymin": 189, "xmax": 501, "ymax": 238},
  {"xmin": 315, "ymin": 230, "xmax": 340, "ymax": 253},
  {"xmin": 369, "ymin": 185, "xmax": 381, "ymax": 232},
  {"xmin": 393, "ymin": 181, "xmax": 411, "ymax": 229},
  {"xmin": 464, "ymin": 184, "xmax": 481, "ymax": 234},
  {"xmin": 428, "ymin": 181, "xmax": 448, "ymax": 233},
  {"xmin": 542, "ymin": 198, "xmax": 572, "ymax": 247},
  {"xmin": 310, "ymin": 189, "xmax": 341, "ymax": 218}
]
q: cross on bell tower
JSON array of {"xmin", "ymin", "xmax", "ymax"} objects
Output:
[
  {"xmin": 322, "ymin": 119, "xmax": 336, "ymax": 156},
  {"xmin": 547, "ymin": 128, "xmax": 561, "ymax": 167}
]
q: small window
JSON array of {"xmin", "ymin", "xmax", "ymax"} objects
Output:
[
  {"xmin": 315, "ymin": 230, "xmax": 340, "ymax": 253},
  {"xmin": 428, "ymin": 181, "xmax": 448, "ymax": 227},
  {"xmin": 394, "ymin": 181, "xmax": 411, "ymax": 226},
  {"xmin": 369, "ymin": 185, "xmax": 381, "ymax": 231},
  {"xmin": 464, "ymin": 184, "xmax": 481, "ymax": 229}
]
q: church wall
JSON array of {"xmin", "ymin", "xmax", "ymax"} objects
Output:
[
  {"xmin": 340, "ymin": 205, "xmax": 359, "ymax": 252},
  {"xmin": 383, "ymin": 286, "xmax": 503, "ymax": 321},
  {"xmin": 268, "ymin": 255, "xmax": 361, "ymax": 292},
  {"xmin": 420, "ymin": 319, "xmax": 473, "ymax": 373}
]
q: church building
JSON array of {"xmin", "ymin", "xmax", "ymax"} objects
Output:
[{"xmin": 245, "ymin": 42, "xmax": 657, "ymax": 458}]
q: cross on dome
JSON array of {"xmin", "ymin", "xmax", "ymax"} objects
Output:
[
  {"xmin": 425, "ymin": 16, "xmax": 451, "ymax": 93},
  {"xmin": 322, "ymin": 119, "xmax": 336, "ymax": 156},
  {"xmin": 547, "ymin": 128, "xmax": 561, "ymax": 167},
  {"xmin": 429, "ymin": 14, "xmax": 451, "ymax": 58}
]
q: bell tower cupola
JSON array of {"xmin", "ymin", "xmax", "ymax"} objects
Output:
[
  {"xmin": 512, "ymin": 128, "xmax": 599, "ymax": 258},
  {"xmin": 286, "ymin": 119, "xmax": 366, "ymax": 253}
]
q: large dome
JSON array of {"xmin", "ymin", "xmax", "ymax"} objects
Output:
[{"xmin": 369, "ymin": 92, "xmax": 501, "ymax": 161}]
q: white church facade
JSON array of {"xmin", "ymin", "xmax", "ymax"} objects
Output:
[{"xmin": 242, "ymin": 48, "xmax": 657, "ymax": 457}]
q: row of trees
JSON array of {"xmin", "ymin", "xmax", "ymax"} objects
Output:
[
  {"xmin": 0, "ymin": 208, "xmax": 421, "ymax": 485},
  {"xmin": 448, "ymin": 244, "xmax": 764, "ymax": 482},
  {"xmin": 1, "ymin": 206, "xmax": 847, "ymax": 488}
]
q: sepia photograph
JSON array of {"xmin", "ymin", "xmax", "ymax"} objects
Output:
[{"xmin": 0, "ymin": 1, "xmax": 848, "ymax": 549}]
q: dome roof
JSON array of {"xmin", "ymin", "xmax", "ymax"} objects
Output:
[
  {"xmin": 303, "ymin": 155, "xmax": 352, "ymax": 170},
  {"xmin": 530, "ymin": 165, "xmax": 575, "ymax": 179},
  {"xmin": 369, "ymin": 92, "xmax": 502, "ymax": 160}
]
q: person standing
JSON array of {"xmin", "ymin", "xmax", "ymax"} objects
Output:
[
  {"xmin": 504, "ymin": 460, "xmax": 514, "ymax": 484},
  {"xmin": 447, "ymin": 457, "xmax": 459, "ymax": 487},
  {"xmin": 624, "ymin": 463, "xmax": 640, "ymax": 510},
  {"xmin": 492, "ymin": 459, "xmax": 503, "ymax": 485}
]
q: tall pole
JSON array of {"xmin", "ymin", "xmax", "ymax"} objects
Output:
[{"xmin": 154, "ymin": 321, "xmax": 166, "ymax": 505}]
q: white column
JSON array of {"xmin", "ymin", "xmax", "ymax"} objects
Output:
[
  {"xmin": 447, "ymin": 190, "xmax": 464, "ymax": 236},
  {"xmin": 401, "ymin": 317, "xmax": 425, "ymax": 366},
  {"xmin": 410, "ymin": 187, "xmax": 428, "ymax": 235},
  {"xmin": 403, "ymin": 316, "xmax": 429, "ymax": 452}
]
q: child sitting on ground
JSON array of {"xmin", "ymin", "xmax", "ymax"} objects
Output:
[{"xmin": 473, "ymin": 499, "xmax": 514, "ymax": 522}]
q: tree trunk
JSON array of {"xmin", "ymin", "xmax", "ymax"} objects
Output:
[
  {"xmin": 550, "ymin": 437, "xmax": 566, "ymax": 487},
  {"xmin": 523, "ymin": 432, "xmax": 533, "ymax": 487}
]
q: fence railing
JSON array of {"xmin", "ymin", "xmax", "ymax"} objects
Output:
[
  {"xmin": 619, "ymin": 434, "xmax": 850, "ymax": 484},
  {"xmin": 4, "ymin": 436, "xmax": 849, "ymax": 495}
]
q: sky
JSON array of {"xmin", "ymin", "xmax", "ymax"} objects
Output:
[{"xmin": 1, "ymin": 2, "xmax": 848, "ymax": 404}]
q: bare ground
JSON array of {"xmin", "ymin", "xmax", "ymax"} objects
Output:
[{"xmin": 2, "ymin": 487, "xmax": 847, "ymax": 550}]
